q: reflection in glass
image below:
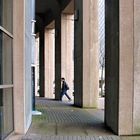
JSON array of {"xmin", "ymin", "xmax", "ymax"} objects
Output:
[
  {"xmin": 0, "ymin": 0, "xmax": 13, "ymax": 33},
  {"xmin": 0, "ymin": 31, "xmax": 13, "ymax": 85},
  {"xmin": 0, "ymin": 88, "xmax": 14, "ymax": 140}
]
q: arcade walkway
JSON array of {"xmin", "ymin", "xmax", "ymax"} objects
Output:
[{"xmin": 10, "ymin": 98, "xmax": 140, "ymax": 140}]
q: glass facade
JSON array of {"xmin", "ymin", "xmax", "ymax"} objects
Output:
[
  {"xmin": 0, "ymin": 0, "xmax": 14, "ymax": 139},
  {"xmin": 0, "ymin": 0, "xmax": 13, "ymax": 33},
  {"xmin": 0, "ymin": 89, "xmax": 14, "ymax": 139},
  {"xmin": 0, "ymin": 31, "xmax": 13, "ymax": 85}
]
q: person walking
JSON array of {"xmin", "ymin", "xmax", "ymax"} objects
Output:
[{"xmin": 60, "ymin": 78, "xmax": 72, "ymax": 101}]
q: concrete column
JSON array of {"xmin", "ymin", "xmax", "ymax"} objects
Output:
[
  {"xmin": 39, "ymin": 28, "xmax": 45, "ymax": 97},
  {"xmin": 55, "ymin": 11, "xmax": 61, "ymax": 100},
  {"xmin": 45, "ymin": 28, "xmax": 55, "ymax": 99},
  {"xmin": 13, "ymin": 0, "xmax": 33, "ymax": 133},
  {"xmin": 105, "ymin": 0, "xmax": 120, "ymax": 134},
  {"xmin": 13, "ymin": 0, "xmax": 25, "ymax": 133},
  {"xmin": 133, "ymin": 0, "xmax": 140, "ymax": 134},
  {"xmin": 74, "ymin": 0, "xmax": 99, "ymax": 107},
  {"xmin": 105, "ymin": 0, "xmax": 140, "ymax": 135},
  {"xmin": 61, "ymin": 14, "xmax": 74, "ymax": 100}
]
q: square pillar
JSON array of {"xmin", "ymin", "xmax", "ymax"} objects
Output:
[
  {"xmin": 133, "ymin": 0, "xmax": 140, "ymax": 134},
  {"xmin": 55, "ymin": 11, "xmax": 62, "ymax": 100},
  {"xmin": 13, "ymin": 0, "xmax": 33, "ymax": 133},
  {"xmin": 61, "ymin": 14, "xmax": 74, "ymax": 100},
  {"xmin": 105, "ymin": 0, "xmax": 140, "ymax": 135},
  {"xmin": 45, "ymin": 28, "xmax": 55, "ymax": 98},
  {"xmin": 74, "ymin": 0, "xmax": 99, "ymax": 108},
  {"xmin": 105, "ymin": 0, "xmax": 120, "ymax": 134}
]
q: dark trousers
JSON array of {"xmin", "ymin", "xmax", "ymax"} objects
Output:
[{"xmin": 60, "ymin": 90, "xmax": 71, "ymax": 100}]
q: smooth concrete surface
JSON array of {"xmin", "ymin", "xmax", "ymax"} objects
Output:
[
  {"xmin": 133, "ymin": 0, "xmax": 140, "ymax": 134},
  {"xmin": 106, "ymin": 0, "xmax": 140, "ymax": 135},
  {"xmin": 83, "ymin": 0, "xmax": 99, "ymax": 108},
  {"xmin": 25, "ymin": 0, "xmax": 34, "ymax": 132},
  {"xmin": 55, "ymin": 9, "xmax": 62, "ymax": 100},
  {"xmin": 13, "ymin": 0, "xmax": 34, "ymax": 133},
  {"xmin": 13, "ymin": 0, "xmax": 26, "ymax": 133},
  {"xmin": 45, "ymin": 28, "xmax": 55, "ymax": 99},
  {"xmin": 74, "ymin": 0, "xmax": 99, "ymax": 108},
  {"xmin": 105, "ymin": 0, "xmax": 119, "ymax": 134},
  {"xmin": 119, "ymin": 0, "xmax": 134, "ymax": 135},
  {"xmin": 74, "ymin": 0, "xmax": 83, "ymax": 107}
]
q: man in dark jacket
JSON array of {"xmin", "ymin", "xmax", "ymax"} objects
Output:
[{"xmin": 60, "ymin": 78, "xmax": 72, "ymax": 101}]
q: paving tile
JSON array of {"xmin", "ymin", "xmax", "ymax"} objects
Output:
[{"xmin": 20, "ymin": 98, "xmax": 122, "ymax": 140}]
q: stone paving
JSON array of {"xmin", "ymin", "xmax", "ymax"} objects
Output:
[{"xmin": 10, "ymin": 98, "xmax": 140, "ymax": 140}]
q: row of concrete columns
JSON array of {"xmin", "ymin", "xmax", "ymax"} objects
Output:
[{"xmin": 38, "ymin": 0, "xmax": 140, "ymax": 136}]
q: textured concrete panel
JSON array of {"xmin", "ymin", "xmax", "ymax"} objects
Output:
[
  {"xmin": 61, "ymin": 14, "xmax": 74, "ymax": 101},
  {"xmin": 74, "ymin": 0, "xmax": 83, "ymax": 107},
  {"xmin": 133, "ymin": 0, "xmax": 140, "ymax": 134},
  {"xmin": 105, "ymin": 0, "xmax": 119, "ymax": 134},
  {"xmin": 74, "ymin": 0, "xmax": 99, "ymax": 108},
  {"xmin": 45, "ymin": 28, "xmax": 55, "ymax": 99},
  {"xmin": 13, "ymin": 0, "xmax": 34, "ymax": 133},
  {"xmin": 119, "ymin": 0, "xmax": 134, "ymax": 135},
  {"xmin": 55, "ymin": 10, "xmax": 62, "ymax": 100},
  {"xmin": 13, "ymin": 0, "xmax": 25, "ymax": 133}
]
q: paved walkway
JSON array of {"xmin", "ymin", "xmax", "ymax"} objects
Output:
[{"xmin": 9, "ymin": 98, "xmax": 140, "ymax": 140}]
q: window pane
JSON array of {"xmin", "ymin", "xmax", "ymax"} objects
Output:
[
  {"xmin": 0, "ymin": 31, "xmax": 13, "ymax": 85},
  {"xmin": 0, "ymin": 0, "xmax": 13, "ymax": 33},
  {"xmin": 0, "ymin": 0, "xmax": 2, "ymax": 25},
  {"xmin": 0, "ymin": 88, "xmax": 14, "ymax": 140}
]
